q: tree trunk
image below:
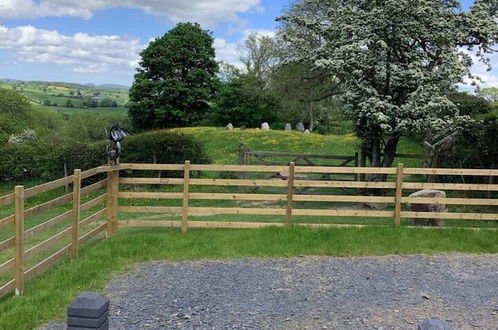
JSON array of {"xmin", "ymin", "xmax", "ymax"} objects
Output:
[{"xmin": 308, "ymin": 101, "xmax": 314, "ymax": 132}]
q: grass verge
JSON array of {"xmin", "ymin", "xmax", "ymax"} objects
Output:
[{"xmin": 0, "ymin": 225, "xmax": 497, "ymax": 330}]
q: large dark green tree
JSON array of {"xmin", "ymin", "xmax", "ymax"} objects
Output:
[{"xmin": 129, "ymin": 23, "xmax": 219, "ymax": 130}]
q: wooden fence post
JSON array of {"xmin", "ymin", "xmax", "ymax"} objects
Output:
[
  {"xmin": 286, "ymin": 162, "xmax": 295, "ymax": 226},
  {"xmin": 238, "ymin": 144, "xmax": 245, "ymax": 179},
  {"xmin": 394, "ymin": 163, "xmax": 404, "ymax": 226},
  {"xmin": 181, "ymin": 161, "xmax": 191, "ymax": 233},
  {"xmin": 354, "ymin": 152, "xmax": 359, "ymax": 181},
  {"xmin": 14, "ymin": 185, "xmax": 25, "ymax": 296},
  {"xmin": 71, "ymin": 169, "xmax": 81, "ymax": 259},
  {"xmin": 106, "ymin": 168, "xmax": 119, "ymax": 238},
  {"xmin": 360, "ymin": 151, "xmax": 367, "ymax": 181}
]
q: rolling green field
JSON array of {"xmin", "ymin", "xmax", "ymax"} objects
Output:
[{"xmin": 1, "ymin": 79, "xmax": 129, "ymax": 111}]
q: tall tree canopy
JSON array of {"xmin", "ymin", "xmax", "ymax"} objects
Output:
[
  {"xmin": 280, "ymin": 0, "xmax": 498, "ymax": 168},
  {"xmin": 129, "ymin": 22, "xmax": 219, "ymax": 131}
]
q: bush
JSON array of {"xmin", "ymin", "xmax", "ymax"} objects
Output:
[{"xmin": 0, "ymin": 130, "xmax": 210, "ymax": 182}]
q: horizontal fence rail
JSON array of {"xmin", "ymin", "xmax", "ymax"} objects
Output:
[
  {"xmin": 0, "ymin": 166, "xmax": 111, "ymax": 299},
  {"xmin": 0, "ymin": 161, "xmax": 496, "ymax": 300}
]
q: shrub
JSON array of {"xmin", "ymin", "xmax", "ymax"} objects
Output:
[{"xmin": 0, "ymin": 130, "xmax": 210, "ymax": 183}]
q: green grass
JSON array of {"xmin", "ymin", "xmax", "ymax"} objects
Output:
[
  {"xmin": 172, "ymin": 127, "xmax": 423, "ymax": 167},
  {"xmin": 0, "ymin": 225, "xmax": 497, "ymax": 330}
]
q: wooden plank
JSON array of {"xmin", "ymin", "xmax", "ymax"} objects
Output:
[
  {"xmin": 189, "ymin": 221, "xmax": 285, "ymax": 229},
  {"xmin": 189, "ymin": 207, "xmax": 287, "ymax": 216},
  {"xmin": 292, "ymin": 209, "xmax": 394, "ymax": 217},
  {"xmin": 24, "ymin": 210, "xmax": 72, "ymax": 240},
  {"xmin": 293, "ymin": 195, "xmax": 394, "ymax": 203},
  {"xmin": 401, "ymin": 212, "xmax": 498, "ymax": 220},
  {"xmin": 119, "ymin": 163, "xmax": 184, "ymax": 171},
  {"xmin": 403, "ymin": 182, "xmax": 498, "ymax": 191},
  {"xmin": 106, "ymin": 170, "xmax": 119, "ymax": 238},
  {"xmin": 394, "ymin": 163, "xmax": 404, "ymax": 226},
  {"xmin": 80, "ymin": 193, "xmax": 107, "ymax": 212},
  {"xmin": 403, "ymin": 168, "xmax": 498, "ymax": 176},
  {"xmin": 401, "ymin": 197, "xmax": 498, "ymax": 206},
  {"xmin": 118, "ymin": 192, "xmax": 183, "ymax": 199},
  {"xmin": 182, "ymin": 161, "xmax": 191, "ymax": 233},
  {"xmin": 189, "ymin": 179, "xmax": 288, "ymax": 187},
  {"xmin": 24, "ymin": 193, "xmax": 73, "ymax": 218},
  {"xmin": 294, "ymin": 180, "xmax": 396, "ymax": 189},
  {"xmin": 79, "ymin": 223, "xmax": 106, "ymax": 245},
  {"xmin": 286, "ymin": 162, "xmax": 295, "ymax": 226},
  {"xmin": 81, "ymin": 165, "xmax": 112, "ymax": 179},
  {"xmin": 190, "ymin": 164, "xmax": 289, "ymax": 172},
  {"xmin": 80, "ymin": 179, "xmax": 108, "ymax": 196},
  {"xmin": 14, "ymin": 186, "xmax": 24, "ymax": 296},
  {"xmin": 0, "ymin": 258, "xmax": 14, "ymax": 275},
  {"xmin": 119, "ymin": 220, "xmax": 182, "ymax": 228},
  {"xmin": 119, "ymin": 178, "xmax": 184, "ymax": 185},
  {"xmin": 24, "ymin": 227, "xmax": 72, "ymax": 260},
  {"xmin": 245, "ymin": 150, "xmax": 355, "ymax": 160},
  {"xmin": 24, "ymin": 244, "xmax": 71, "ymax": 281},
  {"xmin": 294, "ymin": 166, "xmax": 397, "ymax": 174},
  {"xmin": 80, "ymin": 167, "xmax": 98, "ymax": 180},
  {"xmin": 0, "ymin": 215, "xmax": 14, "ymax": 230},
  {"xmin": 190, "ymin": 193, "xmax": 287, "ymax": 201},
  {"xmin": 79, "ymin": 209, "xmax": 106, "ymax": 228},
  {"xmin": 119, "ymin": 206, "xmax": 182, "ymax": 214},
  {"xmin": 0, "ymin": 193, "xmax": 14, "ymax": 206},
  {"xmin": 24, "ymin": 176, "xmax": 74, "ymax": 198},
  {"xmin": 0, "ymin": 279, "xmax": 15, "ymax": 299},
  {"xmin": 0, "ymin": 237, "xmax": 15, "ymax": 252},
  {"xmin": 71, "ymin": 169, "xmax": 81, "ymax": 259}
]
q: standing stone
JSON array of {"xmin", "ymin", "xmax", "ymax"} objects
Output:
[
  {"xmin": 285, "ymin": 123, "xmax": 292, "ymax": 131},
  {"xmin": 418, "ymin": 319, "xmax": 453, "ymax": 330},
  {"xmin": 261, "ymin": 122, "xmax": 270, "ymax": 131},
  {"xmin": 407, "ymin": 190, "xmax": 446, "ymax": 226},
  {"xmin": 225, "ymin": 123, "xmax": 233, "ymax": 130},
  {"xmin": 296, "ymin": 122, "xmax": 305, "ymax": 132},
  {"xmin": 240, "ymin": 125, "xmax": 247, "ymax": 130},
  {"xmin": 304, "ymin": 129, "xmax": 310, "ymax": 134}
]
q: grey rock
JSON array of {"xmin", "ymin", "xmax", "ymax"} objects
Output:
[
  {"xmin": 296, "ymin": 122, "xmax": 305, "ymax": 132},
  {"xmin": 225, "ymin": 123, "xmax": 233, "ymax": 130},
  {"xmin": 285, "ymin": 123, "xmax": 292, "ymax": 131},
  {"xmin": 407, "ymin": 190, "xmax": 446, "ymax": 226},
  {"xmin": 418, "ymin": 319, "xmax": 453, "ymax": 330},
  {"xmin": 240, "ymin": 125, "xmax": 246, "ymax": 130},
  {"xmin": 261, "ymin": 122, "xmax": 270, "ymax": 130},
  {"xmin": 304, "ymin": 129, "xmax": 310, "ymax": 134}
]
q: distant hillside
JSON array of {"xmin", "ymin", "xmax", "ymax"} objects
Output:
[{"xmin": 0, "ymin": 79, "xmax": 129, "ymax": 111}]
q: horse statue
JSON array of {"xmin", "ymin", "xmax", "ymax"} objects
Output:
[{"xmin": 105, "ymin": 123, "xmax": 132, "ymax": 166}]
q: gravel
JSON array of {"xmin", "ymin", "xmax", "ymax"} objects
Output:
[{"xmin": 44, "ymin": 254, "xmax": 498, "ymax": 329}]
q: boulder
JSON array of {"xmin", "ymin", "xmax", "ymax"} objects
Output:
[
  {"xmin": 304, "ymin": 129, "xmax": 310, "ymax": 134},
  {"xmin": 225, "ymin": 123, "xmax": 233, "ymax": 130},
  {"xmin": 240, "ymin": 125, "xmax": 247, "ymax": 130},
  {"xmin": 261, "ymin": 122, "xmax": 270, "ymax": 130},
  {"xmin": 285, "ymin": 123, "xmax": 292, "ymax": 131},
  {"xmin": 296, "ymin": 122, "xmax": 305, "ymax": 132},
  {"xmin": 418, "ymin": 319, "xmax": 453, "ymax": 330},
  {"xmin": 407, "ymin": 189, "xmax": 446, "ymax": 226}
]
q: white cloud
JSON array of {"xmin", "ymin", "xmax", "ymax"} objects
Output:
[
  {"xmin": 214, "ymin": 29, "xmax": 276, "ymax": 68},
  {"xmin": 0, "ymin": 25, "xmax": 144, "ymax": 74},
  {"xmin": 0, "ymin": 0, "xmax": 263, "ymax": 27}
]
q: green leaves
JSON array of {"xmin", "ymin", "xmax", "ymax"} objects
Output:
[{"xmin": 129, "ymin": 23, "xmax": 219, "ymax": 131}]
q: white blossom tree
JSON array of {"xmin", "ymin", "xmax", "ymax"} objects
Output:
[{"xmin": 279, "ymin": 0, "xmax": 498, "ymax": 168}]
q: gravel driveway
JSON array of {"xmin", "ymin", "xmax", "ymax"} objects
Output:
[{"xmin": 45, "ymin": 254, "xmax": 498, "ymax": 329}]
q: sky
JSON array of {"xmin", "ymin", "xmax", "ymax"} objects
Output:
[{"xmin": 0, "ymin": 0, "xmax": 496, "ymax": 88}]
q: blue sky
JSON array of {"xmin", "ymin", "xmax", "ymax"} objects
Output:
[{"xmin": 0, "ymin": 0, "xmax": 495, "ymax": 88}]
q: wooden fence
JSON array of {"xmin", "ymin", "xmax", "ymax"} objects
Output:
[{"xmin": 0, "ymin": 162, "xmax": 497, "ymax": 298}]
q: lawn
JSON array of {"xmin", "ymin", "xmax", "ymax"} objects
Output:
[{"xmin": 0, "ymin": 225, "xmax": 497, "ymax": 330}]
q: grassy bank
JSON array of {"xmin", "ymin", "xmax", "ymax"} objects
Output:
[{"xmin": 1, "ymin": 225, "xmax": 497, "ymax": 329}]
